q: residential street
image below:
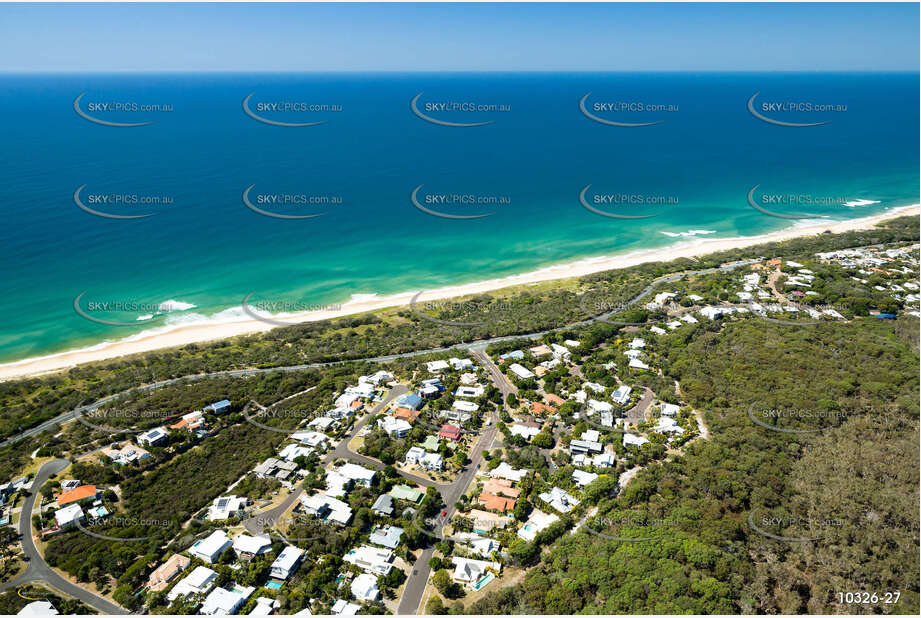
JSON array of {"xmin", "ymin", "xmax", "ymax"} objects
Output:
[{"xmin": 0, "ymin": 458, "xmax": 129, "ymax": 615}]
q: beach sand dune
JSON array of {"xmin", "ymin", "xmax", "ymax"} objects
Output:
[{"xmin": 1, "ymin": 205, "xmax": 917, "ymax": 381}]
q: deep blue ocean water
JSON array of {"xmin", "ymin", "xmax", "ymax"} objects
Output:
[{"xmin": 0, "ymin": 72, "xmax": 917, "ymax": 363}]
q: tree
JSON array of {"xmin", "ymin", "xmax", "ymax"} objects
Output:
[{"xmin": 432, "ymin": 569, "xmax": 453, "ymax": 595}]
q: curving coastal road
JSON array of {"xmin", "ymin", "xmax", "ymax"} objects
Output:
[{"xmin": 0, "ymin": 458, "xmax": 130, "ymax": 614}]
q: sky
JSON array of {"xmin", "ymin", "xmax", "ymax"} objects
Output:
[{"xmin": 0, "ymin": 2, "xmax": 918, "ymax": 72}]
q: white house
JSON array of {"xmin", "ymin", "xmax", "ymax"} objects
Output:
[
  {"xmin": 538, "ymin": 487, "xmax": 580, "ymax": 513},
  {"xmin": 270, "ymin": 546, "xmax": 304, "ymax": 580},
  {"xmin": 351, "ymin": 573, "xmax": 380, "ymax": 602},
  {"xmin": 489, "ymin": 462, "xmax": 527, "ymax": 483},
  {"xmin": 343, "ymin": 545, "xmax": 394, "ymax": 575},
  {"xmin": 629, "ymin": 338, "xmax": 646, "ymax": 349},
  {"xmin": 623, "ymin": 433, "xmax": 649, "ymax": 448},
  {"xmin": 449, "ymin": 357, "xmax": 475, "ymax": 371},
  {"xmin": 517, "ymin": 509, "xmax": 559, "ymax": 542},
  {"xmin": 339, "ymin": 463, "xmax": 376, "ymax": 487},
  {"xmin": 168, "ymin": 565, "xmax": 217, "ymax": 602},
  {"xmin": 509, "ymin": 423, "xmax": 540, "ymax": 441},
  {"xmin": 660, "ymin": 403, "xmax": 681, "ymax": 416},
  {"xmin": 54, "ymin": 503, "xmax": 85, "ymax": 530},
  {"xmin": 378, "ymin": 416, "xmax": 412, "ymax": 438},
  {"xmin": 508, "ymin": 363, "xmax": 535, "ymax": 380},
  {"xmin": 583, "ymin": 382, "xmax": 605, "ymax": 393},
  {"xmin": 629, "ymin": 359, "xmax": 650, "ymax": 370},
  {"xmin": 188, "ymin": 530, "xmax": 232, "ymax": 564},
  {"xmin": 573, "ymin": 469, "xmax": 599, "ymax": 487},
  {"xmin": 454, "ymin": 386, "xmax": 484, "ymax": 398},
  {"xmin": 200, "ymin": 586, "xmax": 254, "ymax": 615},
  {"xmin": 232, "ymin": 534, "xmax": 272, "ymax": 558},
  {"xmin": 426, "ymin": 360, "xmax": 450, "ymax": 373},
  {"xmin": 587, "ymin": 399, "xmax": 613, "ymax": 414},
  {"xmin": 453, "ymin": 399, "xmax": 479, "ymax": 413},
  {"xmin": 17, "ymin": 601, "xmax": 59, "ymax": 616},
  {"xmin": 278, "ymin": 443, "xmax": 313, "ymax": 462},
  {"xmin": 300, "ymin": 493, "xmax": 353, "ymax": 525},
  {"xmin": 454, "ymin": 532, "xmax": 500, "ymax": 557},
  {"xmin": 452, "ymin": 556, "xmax": 500, "ymax": 586},
  {"xmin": 291, "ymin": 430, "xmax": 329, "ymax": 448},
  {"xmin": 207, "ymin": 495, "xmax": 248, "ymax": 521},
  {"xmin": 611, "ymin": 386, "xmax": 632, "ymax": 406},
  {"xmin": 137, "ymin": 427, "xmax": 168, "ymax": 447}
]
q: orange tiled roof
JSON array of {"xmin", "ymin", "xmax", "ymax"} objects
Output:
[
  {"xmin": 393, "ymin": 408, "xmax": 420, "ymax": 422},
  {"xmin": 56, "ymin": 485, "xmax": 97, "ymax": 506},
  {"xmin": 483, "ymin": 479, "xmax": 521, "ymax": 498},
  {"xmin": 477, "ymin": 493, "xmax": 516, "ymax": 512},
  {"xmin": 531, "ymin": 402, "xmax": 554, "ymax": 415},
  {"xmin": 544, "ymin": 393, "xmax": 565, "ymax": 406}
]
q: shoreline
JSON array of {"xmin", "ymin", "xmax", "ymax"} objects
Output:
[{"xmin": 1, "ymin": 204, "xmax": 918, "ymax": 381}]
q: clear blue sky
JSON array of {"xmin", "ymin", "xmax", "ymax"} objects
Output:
[{"xmin": 1, "ymin": 2, "xmax": 917, "ymax": 72}]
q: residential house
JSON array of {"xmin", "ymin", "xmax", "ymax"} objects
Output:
[
  {"xmin": 569, "ymin": 439, "xmax": 602, "ymax": 455},
  {"xmin": 270, "ymin": 546, "xmax": 304, "ymax": 580},
  {"xmin": 101, "ymin": 442, "xmax": 150, "ymax": 465},
  {"xmin": 147, "ymin": 554, "xmax": 190, "ymax": 592},
  {"xmin": 168, "ymin": 566, "xmax": 217, "ymax": 602},
  {"xmin": 539, "ymin": 487, "xmax": 580, "ymax": 513},
  {"xmin": 478, "ymin": 492, "xmax": 516, "ymax": 512},
  {"xmin": 465, "ymin": 509, "xmax": 512, "ymax": 534},
  {"xmin": 498, "ymin": 350, "xmax": 524, "ymax": 362},
  {"xmin": 611, "ymin": 386, "xmax": 632, "ymax": 406},
  {"xmin": 389, "ymin": 485, "xmax": 424, "ymax": 504},
  {"xmin": 232, "ymin": 534, "xmax": 272, "ymax": 560},
  {"xmin": 54, "ymin": 503, "xmax": 85, "ymax": 530},
  {"xmin": 55, "ymin": 485, "xmax": 98, "ymax": 508},
  {"xmin": 204, "ymin": 399, "xmax": 232, "ymax": 414},
  {"xmin": 453, "ymin": 400, "xmax": 479, "ymax": 413},
  {"xmin": 573, "ymin": 469, "xmax": 599, "ymax": 487},
  {"xmin": 17, "ymin": 601, "xmax": 59, "ymax": 616},
  {"xmin": 137, "ymin": 427, "xmax": 169, "ymax": 447},
  {"xmin": 378, "ymin": 416, "xmax": 412, "ymax": 438},
  {"xmin": 438, "ymin": 424, "xmax": 462, "ymax": 441},
  {"xmin": 343, "ymin": 545, "xmax": 394, "ymax": 576},
  {"xmin": 660, "ymin": 403, "xmax": 681, "ymax": 416},
  {"xmin": 517, "ymin": 509, "xmax": 559, "ymax": 542},
  {"xmin": 188, "ymin": 530, "xmax": 233, "ymax": 564},
  {"xmin": 509, "ymin": 423, "xmax": 540, "ymax": 442},
  {"xmin": 449, "ymin": 357, "xmax": 474, "ymax": 371},
  {"xmin": 451, "ymin": 557, "xmax": 500, "ymax": 587},
  {"xmin": 454, "ymin": 532, "xmax": 500, "ymax": 558},
  {"xmin": 200, "ymin": 586, "xmax": 254, "ymax": 616},
  {"xmin": 393, "ymin": 407, "xmax": 420, "ymax": 423},
  {"xmin": 623, "ymin": 433, "xmax": 649, "ymax": 448},
  {"xmin": 508, "ymin": 363, "xmax": 535, "ymax": 380},
  {"xmin": 396, "ymin": 393, "xmax": 423, "ymax": 411},
  {"xmin": 426, "ymin": 360, "xmax": 450, "ymax": 373},
  {"xmin": 207, "ymin": 495, "xmax": 248, "ymax": 521},
  {"xmin": 350, "ymin": 573, "xmax": 381, "ymax": 602},
  {"xmin": 489, "ymin": 462, "xmax": 527, "ymax": 483},
  {"xmin": 369, "ymin": 525, "xmax": 404, "ymax": 549},
  {"xmin": 371, "ymin": 493, "xmax": 394, "ymax": 516},
  {"xmin": 330, "ymin": 600, "xmax": 361, "ymax": 615},
  {"xmin": 300, "ymin": 493, "xmax": 353, "ymax": 525}
]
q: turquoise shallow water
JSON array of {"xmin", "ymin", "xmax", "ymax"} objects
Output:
[{"xmin": 0, "ymin": 72, "xmax": 917, "ymax": 363}]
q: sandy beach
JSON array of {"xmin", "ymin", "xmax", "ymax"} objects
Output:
[{"xmin": 1, "ymin": 205, "xmax": 917, "ymax": 381}]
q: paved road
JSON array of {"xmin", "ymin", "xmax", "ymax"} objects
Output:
[
  {"xmin": 0, "ymin": 458, "xmax": 130, "ymax": 614},
  {"xmin": 397, "ymin": 357, "xmax": 501, "ymax": 615},
  {"xmin": 2, "ymin": 261, "xmax": 760, "ymax": 450}
]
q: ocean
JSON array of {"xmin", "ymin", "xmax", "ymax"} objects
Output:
[{"xmin": 0, "ymin": 72, "xmax": 917, "ymax": 364}]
